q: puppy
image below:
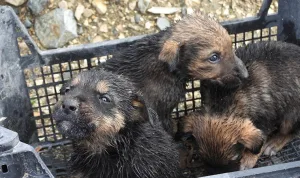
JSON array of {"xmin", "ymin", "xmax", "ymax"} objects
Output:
[
  {"xmin": 103, "ymin": 12, "xmax": 248, "ymax": 134},
  {"xmin": 52, "ymin": 69, "xmax": 182, "ymax": 178},
  {"xmin": 184, "ymin": 41, "xmax": 300, "ymax": 174}
]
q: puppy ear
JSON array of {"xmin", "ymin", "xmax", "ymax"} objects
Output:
[
  {"xmin": 131, "ymin": 94, "xmax": 151, "ymax": 124},
  {"xmin": 159, "ymin": 40, "xmax": 182, "ymax": 72},
  {"xmin": 239, "ymin": 121, "xmax": 264, "ymax": 154}
]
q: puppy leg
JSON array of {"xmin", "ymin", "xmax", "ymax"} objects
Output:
[
  {"xmin": 179, "ymin": 140, "xmax": 195, "ymax": 168},
  {"xmin": 240, "ymin": 149, "xmax": 263, "ymax": 170},
  {"xmin": 70, "ymin": 173, "xmax": 84, "ymax": 178},
  {"xmin": 263, "ymin": 134, "xmax": 295, "ymax": 156}
]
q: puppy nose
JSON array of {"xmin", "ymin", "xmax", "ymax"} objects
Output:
[{"xmin": 62, "ymin": 99, "xmax": 78, "ymax": 113}]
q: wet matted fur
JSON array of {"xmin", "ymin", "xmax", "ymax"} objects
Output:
[
  {"xmin": 52, "ymin": 69, "xmax": 181, "ymax": 178},
  {"xmin": 184, "ymin": 41, "xmax": 300, "ymax": 174},
  {"xmin": 102, "ymin": 12, "xmax": 248, "ymax": 134}
]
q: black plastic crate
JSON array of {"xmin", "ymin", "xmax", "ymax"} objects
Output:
[{"xmin": 1, "ymin": 0, "xmax": 300, "ymax": 177}]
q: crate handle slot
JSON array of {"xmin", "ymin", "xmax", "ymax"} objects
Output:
[{"xmin": 257, "ymin": 0, "xmax": 273, "ymax": 18}]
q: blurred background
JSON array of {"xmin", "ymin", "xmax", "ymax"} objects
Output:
[{"xmin": 1, "ymin": 0, "xmax": 278, "ymax": 50}]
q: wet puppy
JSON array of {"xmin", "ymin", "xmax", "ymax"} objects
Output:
[
  {"xmin": 183, "ymin": 41, "xmax": 300, "ymax": 174},
  {"xmin": 52, "ymin": 69, "xmax": 181, "ymax": 178},
  {"xmin": 103, "ymin": 12, "xmax": 248, "ymax": 134}
]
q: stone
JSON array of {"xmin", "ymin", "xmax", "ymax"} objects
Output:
[
  {"xmin": 5, "ymin": 0, "xmax": 27, "ymax": 6},
  {"xmin": 128, "ymin": 1, "xmax": 137, "ymax": 10},
  {"xmin": 99, "ymin": 23, "xmax": 108, "ymax": 33},
  {"xmin": 83, "ymin": 19, "xmax": 89, "ymax": 26},
  {"xmin": 58, "ymin": 1, "xmax": 68, "ymax": 9},
  {"xmin": 147, "ymin": 7, "xmax": 180, "ymax": 15},
  {"xmin": 92, "ymin": 36, "xmax": 103, "ymax": 43},
  {"xmin": 156, "ymin": 17, "xmax": 170, "ymax": 30},
  {"xmin": 92, "ymin": 0, "xmax": 107, "ymax": 14},
  {"xmin": 187, "ymin": 7, "xmax": 194, "ymax": 15},
  {"xmin": 23, "ymin": 17, "xmax": 32, "ymax": 28},
  {"xmin": 118, "ymin": 33, "xmax": 125, "ymax": 39},
  {"xmin": 27, "ymin": 0, "xmax": 48, "ymax": 15},
  {"xmin": 75, "ymin": 3, "xmax": 85, "ymax": 21},
  {"xmin": 181, "ymin": 7, "xmax": 187, "ymax": 16},
  {"xmin": 77, "ymin": 25, "xmax": 83, "ymax": 34},
  {"xmin": 112, "ymin": 27, "xmax": 119, "ymax": 36},
  {"xmin": 134, "ymin": 14, "xmax": 141, "ymax": 23},
  {"xmin": 138, "ymin": 0, "xmax": 151, "ymax": 14},
  {"xmin": 223, "ymin": 8, "xmax": 229, "ymax": 15},
  {"xmin": 145, "ymin": 21, "xmax": 152, "ymax": 29},
  {"xmin": 83, "ymin": 9, "xmax": 94, "ymax": 18},
  {"xmin": 12, "ymin": 7, "xmax": 20, "ymax": 14},
  {"xmin": 35, "ymin": 8, "xmax": 78, "ymax": 49}
]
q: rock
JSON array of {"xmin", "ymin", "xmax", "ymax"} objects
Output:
[
  {"xmin": 185, "ymin": 0, "xmax": 201, "ymax": 7},
  {"xmin": 12, "ymin": 7, "xmax": 20, "ymax": 15},
  {"xmin": 156, "ymin": 17, "xmax": 170, "ymax": 30},
  {"xmin": 147, "ymin": 7, "xmax": 180, "ymax": 14},
  {"xmin": 99, "ymin": 23, "xmax": 108, "ymax": 33},
  {"xmin": 92, "ymin": 0, "xmax": 107, "ymax": 14},
  {"xmin": 145, "ymin": 21, "xmax": 152, "ymax": 29},
  {"xmin": 116, "ymin": 24, "xmax": 123, "ymax": 31},
  {"xmin": 118, "ymin": 33, "xmax": 125, "ymax": 39},
  {"xmin": 58, "ymin": 1, "xmax": 68, "ymax": 9},
  {"xmin": 187, "ymin": 7, "xmax": 194, "ymax": 15},
  {"xmin": 83, "ymin": 19, "xmax": 89, "ymax": 26},
  {"xmin": 77, "ymin": 25, "xmax": 83, "ymax": 34},
  {"xmin": 134, "ymin": 14, "xmax": 141, "ymax": 23},
  {"xmin": 223, "ymin": 8, "xmax": 229, "ymax": 15},
  {"xmin": 130, "ymin": 16, "xmax": 135, "ymax": 23},
  {"xmin": 83, "ymin": 9, "xmax": 94, "ymax": 18},
  {"xmin": 35, "ymin": 8, "xmax": 78, "ymax": 49},
  {"xmin": 138, "ymin": 0, "xmax": 151, "ymax": 14},
  {"xmin": 181, "ymin": 7, "xmax": 187, "ymax": 16},
  {"xmin": 23, "ymin": 17, "xmax": 32, "ymax": 28},
  {"xmin": 112, "ymin": 27, "xmax": 119, "ymax": 37},
  {"xmin": 92, "ymin": 36, "xmax": 103, "ymax": 43},
  {"xmin": 75, "ymin": 4, "xmax": 85, "ymax": 21},
  {"xmin": 128, "ymin": 1, "xmax": 136, "ymax": 10},
  {"xmin": 5, "ymin": 0, "xmax": 27, "ymax": 6},
  {"xmin": 27, "ymin": 0, "xmax": 48, "ymax": 15}
]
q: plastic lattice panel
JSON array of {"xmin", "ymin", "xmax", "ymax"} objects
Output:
[{"xmin": 22, "ymin": 25, "xmax": 299, "ymax": 178}]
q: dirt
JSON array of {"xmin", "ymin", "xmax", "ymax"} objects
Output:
[{"xmin": 1, "ymin": 0, "xmax": 278, "ymax": 50}]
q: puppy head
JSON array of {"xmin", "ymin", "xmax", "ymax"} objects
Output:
[
  {"xmin": 159, "ymin": 12, "xmax": 248, "ymax": 88},
  {"xmin": 183, "ymin": 113, "xmax": 264, "ymax": 174},
  {"xmin": 52, "ymin": 69, "xmax": 149, "ymax": 148}
]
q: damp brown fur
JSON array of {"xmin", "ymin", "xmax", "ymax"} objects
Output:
[
  {"xmin": 183, "ymin": 112, "xmax": 264, "ymax": 174},
  {"xmin": 184, "ymin": 41, "xmax": 300, "ymax": 174},
  {"xmin": 103, "ymin": 12, "xmax": 248, "ymax": 134},
  {"xmin": 52, "ymin": 69, "xmax": 182, "ymax": 178}
]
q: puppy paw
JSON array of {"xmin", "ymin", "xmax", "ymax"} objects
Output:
[
  {"xmin": 263, "ymin": 145, "xmax": 278, "ymax": 156},
  {"xmin": 239, "ymin": 151, "xmax": 259, "ymax": 170},
  {"xmin": 263, "ymin": 134, "xmax": 294, "ymax": 156}
]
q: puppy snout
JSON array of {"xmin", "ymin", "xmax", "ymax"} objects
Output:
[
  {"xmin": 234, "ymin": 56, "xmax": 249, "ymax": 79},
  {"xmin": 62, "ymin": 99, "xmax": 79, "ymax": 114}
]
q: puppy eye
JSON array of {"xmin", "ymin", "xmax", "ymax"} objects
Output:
[
  {"xmin": 99, "ymin": 95, "xmax": 111, "ymax": 103},
  {"xmin": 65, "ymin": 87, "xmax": 70, "ymax": 93},
  {"xmin": 208, "ymin": 53, "xmax": 220, "ymax": 63},
  {"xmin": 60, "ymin": 86, "xmax": 71, "ymax": 95}
]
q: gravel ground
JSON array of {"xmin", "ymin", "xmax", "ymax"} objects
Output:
[{"xmin": 1, "ymin": 0, "xmax": 278, "ymax": 50}]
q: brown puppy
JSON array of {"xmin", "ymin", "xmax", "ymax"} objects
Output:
[
  {"xmin": 103, "ymin": 12, "xmax": 248, "ymax": 134},
  {"xmin": 182, "ymin": 41, "xmax": 300, "ymax": 174},
  {"xmin": 52, "ymin": 69, "xmax": 182, "ymax": 178},
  {"xmin": 183, "ymin": 112, "xmax": 264, "ymax": 174}
]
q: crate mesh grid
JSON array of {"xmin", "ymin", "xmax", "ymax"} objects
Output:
[{"xmin": 21, "ymin": 25, "xmax": 300, "ymax": 177}]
